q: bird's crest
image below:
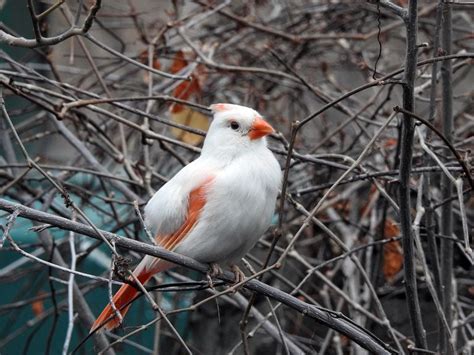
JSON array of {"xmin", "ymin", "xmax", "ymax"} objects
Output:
[{"xmin": 210, "ymin": 103, "xmax": 230, "ymax": 112}]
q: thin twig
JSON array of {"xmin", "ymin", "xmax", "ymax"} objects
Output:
[{"xmin": 62, "ymin": 218, "xmax": 77, "ymax": 355}]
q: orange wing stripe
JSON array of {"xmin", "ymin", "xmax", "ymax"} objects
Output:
[
  {"xmin": 157, "ymin": 177, "xmax": 213, "ymax": 250},
  {"xmin": 91, "ymin": 178, "xmax": 213, "ymax": 333}
]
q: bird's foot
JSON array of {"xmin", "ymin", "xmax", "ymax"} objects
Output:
[
  {"xmin": 206, "ymin": 263, "xmax": 223, "ymax": 289},
  {"xmin": 230, "ymin": 264, "xmax": 245, "ymax": 285}
]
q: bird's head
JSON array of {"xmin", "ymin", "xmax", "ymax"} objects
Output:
[{"xmin": 202, "ymin": 103, "xmax": 274, "ymax": 158}]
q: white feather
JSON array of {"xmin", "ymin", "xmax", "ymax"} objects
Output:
[{"xmin": 144, "ymin": 104, "xmax": 282, "ymax": 267}]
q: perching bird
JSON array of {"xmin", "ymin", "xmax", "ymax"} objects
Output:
[{"xmin": 91, "ymin": 103, "xmax": 282, "ymax": 332}]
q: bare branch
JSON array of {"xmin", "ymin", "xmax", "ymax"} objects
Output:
[
  {"xmin": 0, "ymin": 0, "xmax": 101, "ymax": 48},
  {"xmin": 0, "ymin": 198, "xmax": 394, "ymax": 354},
  {"xmin": 397, "ymin": 0, "xmax": 428, "ymax": 349}
]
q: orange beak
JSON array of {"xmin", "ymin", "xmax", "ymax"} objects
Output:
[{"xmin": 248, "ymin": 117, "xmax": 274, "ymax": 140}]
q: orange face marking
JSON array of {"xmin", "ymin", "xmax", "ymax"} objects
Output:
[
  {"xmin": 248, "ymin": 117, "xmax": 274, "ymax": 140},
  {"xmin": 210, "ymin": 103, "xmax": 229, "ymax": 112}
]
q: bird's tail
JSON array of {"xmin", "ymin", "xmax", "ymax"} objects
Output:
[{"xmin": 90, "ymin": 257, "xmax": 170, "ymax": 332}]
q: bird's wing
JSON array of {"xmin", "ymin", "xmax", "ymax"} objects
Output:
[
  {"xmin": 136, "ymin": 167, "xmax": 215, "ymax": 277},
  {"xmin": 154, "ymin": 175, "xmax": 214, "ymax": 250},
  {"xmin": 142, "ymin": 159, "xmax": 216, "ymax": 271},
  {"xmin": 144, "ymin": 159, "xmax": 215, "ymax": 238},
  {"xmin": 90, "ymin": 167, "xmax": 215, "ymax": 332}
]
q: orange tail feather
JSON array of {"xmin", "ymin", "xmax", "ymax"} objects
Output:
[{"xmin": 90, "ymin": 270, "xmax": 153, "ymax": 333}]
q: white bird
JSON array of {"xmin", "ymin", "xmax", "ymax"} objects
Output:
[{"xmin": 91, "ymin": 103, "xmax": 282, "ymax": 331}]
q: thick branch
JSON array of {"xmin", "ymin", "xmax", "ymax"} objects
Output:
[{"xmin": 398, "ymin": 0, "xmax": 428, "ymax": 349}]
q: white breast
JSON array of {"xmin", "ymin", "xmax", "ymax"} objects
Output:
[{"xmin": 174, "ymin": 147, "xmax": 281, "ymax": 265}]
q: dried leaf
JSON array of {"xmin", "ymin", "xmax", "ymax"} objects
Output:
[
  {"xmin": 138, "ymin": 49, "xmax": 161, "ymax": 84},
  {"xmin": 31, "ymin": 292, "xmax": 45, "ymax": 316},
  {"xmin": 383, "ymin": 218, "xmax": 403, "ymax": 282},
  {"xmin": 359, "ymin": 184, "xmax": 378, "ymax": 218},
  {"xmin": 384, "ymin": 138, "xmax": 398, "ymax": 148},
  {"xmin": 169, "ymin": 50, "xmax": 206, "ymax": 107},
  {"xmin": 169, "ymin": 50, "xmax": 187, "ymax": 74},
  {"xmin": 138, "ymin": 49, "xmax": 161, "ymax": 69},
  {"xmin": 168, "ymin": 50, "xmax": 209, "ymax": 145},
  {"xmin": 170, "ymin": 79, "xmax": 201, "ymax": 113},
  {"xmin": 170, "ymin": 106, "xmax": 209, "ymax": 145}
]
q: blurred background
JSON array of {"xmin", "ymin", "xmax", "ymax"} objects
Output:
[{"xmin": 0, "ymin": 0, "xmax": 472, "ymax": 354}]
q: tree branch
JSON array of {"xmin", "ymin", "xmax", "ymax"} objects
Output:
[
  {"xmin": 370, "ymin": 0, "xmax": 408, "ymax": 20},
  {"xmin": 0, "ymin": 0, "xmax": 102, "ymax": 48},
  {"xmin": 398, "ymin": 0, "xmax": 428, "ymax": 349},
  {"xmin": 440, "ymin": 3, "xmax": 455, "ymax": 354},
  {"xmin": 0, "ymin": 198, "xmax": 394, "ymax": 354}
]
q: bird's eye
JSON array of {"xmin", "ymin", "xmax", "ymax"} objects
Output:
[{"xmin": 230, "ymin": 121, "xmax": 240, "ymax": 130}]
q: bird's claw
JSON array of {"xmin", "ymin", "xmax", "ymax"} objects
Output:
[
  {"xmin": 231, "ymin": 264, "xmax": 245, "ymax": 285},
  {"xmin": 206, "ymin": 263, "xmax": 223, "ymax": 289}
]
